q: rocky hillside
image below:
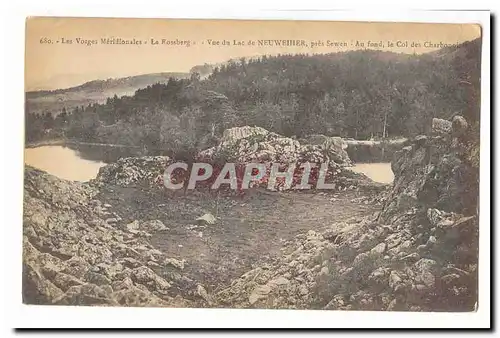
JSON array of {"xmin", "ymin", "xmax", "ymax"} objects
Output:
[
  {"xmin": 217, "ymin": 115, "xmax": 479, "ymax": 311},
  {"xmin": 23, "ymin": 117, "xmax": 478, "ymax": 311},
  {"xmin": 23, "ymin": 167, "xmax": 203, "ymax": 307}
]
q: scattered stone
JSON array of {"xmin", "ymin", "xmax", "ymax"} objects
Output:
[
  {"xmin": 141, "ymin": 220, "xmax": 170, "ymax": 232},
  {"xmin": 164, "ymin": 258, "xmax": 185, "ymax": 270},
  {"xmin": 268, "ymin": 276, "xmax": 290, "ymax": 287},
  {"xmin": 400, "ymin": 253, "xmax": 420, "ymax": 263},
  {"xmin": 452, "ymin": 115, "xmax": 468, "ymax": 138},
  {"xmin": 386, "ymin": 298, "xmax": 399, "ymax": 311},
  {"xmin": 389, "ymin": 270, "xmax": 403, "ymax": 290},
  {"xmin": 197, "ymin": 285, "xmax": 213, "ymax": 305},
  {"xmin": 249, "ymin": 285, "xmax": 272, "ymax": 305},
  {"xmin": 324, "ymin": 294, "xmax": 347, "ymax": 309},
  {"xmin": 441, "ymin": 273, "xmax": 461, "ymax": 285},
  {"xmin": 84, "ymin": 271, "xmax": 112, "ymax": 287},
  {"xmin": 196, "ymin": 213, "xmax": 216, "ymax": 225},
  {"xmin": 416, "ymin": 270, "xmax": 436, "ymax": 289},
  {"xmin": 319, "ymin": 266, "xmax": 329, "ymax": 276},
  {"xmin": 126, "ymin": 220, "xmax": 140, "ymax": 232},
  {"xmin": 298, "ymin": 285, "xmax": 308, "ymax": 296},
  {"xmin": 54, "ymin": 283, "xmax": 117, "ymax": 306},
  {"xmin": 414, "ymin": 135, "xmax": 428, "ymax": 147},
  {"xmin": 371, "ymin": 242, "xmax": 386, "ymax": 255},
  {"xmin": 105, "ymin": 218, "xmax": 118, "ymax": 225},
  {"xmin": 131, "ymin": 266, "xmax": 171, "ymax": 293},
  {"xmin": 414, "ymin": 258, "xmax": 438, "ymax": 274},
  {"xmin": 426, "ymin": 236, "xmax": 437, "ymax": 246}
]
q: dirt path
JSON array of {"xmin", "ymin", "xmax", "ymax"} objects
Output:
[{"xmin": 96, "ymin": 186, "xmax": 382, "ymax": 299}]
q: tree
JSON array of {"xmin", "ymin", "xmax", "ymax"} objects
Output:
[{"xmin": 42, "ymin": 112, "xmax": 54, "ymax": 129}]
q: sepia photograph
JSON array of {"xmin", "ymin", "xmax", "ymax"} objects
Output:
[{"xmin": 22, "ymin": 16, "xmax": 484, "ymax": 317}]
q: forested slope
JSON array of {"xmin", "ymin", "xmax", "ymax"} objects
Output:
[{"xmin": 25, "ymin": 39, "xmax": 481, "ymax": 158}]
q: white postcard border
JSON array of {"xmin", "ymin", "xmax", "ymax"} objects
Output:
[{"xmin": 4, "ymin": 3, "xmax": 491, "ymax": 330}]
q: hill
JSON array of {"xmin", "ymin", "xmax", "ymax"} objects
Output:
[
  {"xmin": 201, "ymin": 39, "xmax": 481, "ymax": 138},
  {"xmin": 25, "ymin": 72, "xmax": 190, "ymax": 115},
  {"xmin": 25, "ymin": 38, "xmax": 481, "ymax": 152}
]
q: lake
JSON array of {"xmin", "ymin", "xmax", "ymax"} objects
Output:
[
  {"xmin": 24, "ymin": 145, "xmax": 107, "ymax": 182},
  {"xmin": 350, "ymin": 162, "xmax": 394, "ymax": 184},
  {"xmin": 24, "ymin": 145, "xmax": 395, "ymax": 184}
]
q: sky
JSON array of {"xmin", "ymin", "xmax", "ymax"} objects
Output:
[{"xmin": 25, "ymin": 17, "xmax": 482, "ymax": 91}]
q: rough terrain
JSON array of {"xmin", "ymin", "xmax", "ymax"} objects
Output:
[
  {"xmin": 217, "ymin": 117, "xmax": 479, "ymax": 311},
  {"xmin": 23, "ymin": 119, "xmax": 479, "ymax": 311},
  {"xmin": 23, "ymin": 165, "xmax": 382, "ymax": 307}
]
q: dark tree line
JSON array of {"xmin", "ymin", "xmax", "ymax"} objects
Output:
[{"xmin": 25, "ymin": 39, "xmax": 481, "ymax": 156}]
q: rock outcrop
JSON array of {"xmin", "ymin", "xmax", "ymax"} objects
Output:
[
  {"xmin": 383, "ymin": 117, "xmax": 478, "ymax": 220},
  {"xmin": 199, "ymin": 126, "xmax": 352, "ymax": 167},
  {"xmin": 196, "ymin": 126, "xmax": 379, "ymax": 192},
  {"xmin": 92, "ymin": 127, "xmax": 375, "ymax": 192},
  {"xmin": 432, "ymin": 118, "xmax": 452, "ymax": 136},
  {"xmin": 93, "ymin": 156, "xmax": 170, "ymax": 188}
]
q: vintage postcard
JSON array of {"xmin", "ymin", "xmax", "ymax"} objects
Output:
[{"xmin": 23, "ymin": 17, "xmax": 482, "ymax": 313}]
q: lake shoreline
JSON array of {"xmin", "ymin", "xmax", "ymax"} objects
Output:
[
  {"xmin": 25, "ymin": 139, "xmax": 146, "ymax": 149},
  {"xmin": 25, "ymin": 139, "xmax": 67, "ymax": 149},
  {"xmin": 25, "ymin": 137, "xmax": 407, "ymax": 166},
  {"xmin": 24, "ymin": 145, "xmax": 107, "ymax": 182},
  {"xmin": 25, "ymin": 144, "xmax": 395, "ymax": 184}
]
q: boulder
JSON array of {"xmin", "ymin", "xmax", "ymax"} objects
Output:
[
  {"xmin": 94, "ymin": 156, "xmax": 170, "ymax": 187},
  {"xmin": 249, "ymin": 285, "xmax": 272, "ymax": 305},
  {"xmin": 196, "ymin": 284, "xmax": 213, "ymax": 305},
  {"xmin": 141, "ymin": 220, "xmax": 169, "ymax": 232},
  {"xmin": 164, "ymin": 258, "xmax": 186, "ymax": 270},
  {"xmin": 432, "ymin": 118, "xmax": 452, "ymax": 136},
  {"xmin": 452, "ymin": 115, "xmax": 468, "ymax": 138},
  {"xmin": 196, "ymin": 213, "xmax": 217, "ymax": 225},
  {"xmin": 131, "ymin": 266, "xmax": 171, "ymax": 293}
]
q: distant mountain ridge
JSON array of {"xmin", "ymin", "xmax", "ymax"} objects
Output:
[
  {"xmin": 26, "ymin": 72, "xmax": 190, "ymax": 115},
  {"xmin": 27, "ymin": 72, "xmax": 189, "ymax": 96}
]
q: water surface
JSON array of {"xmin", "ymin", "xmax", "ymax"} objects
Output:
[
  {"xmin": 24, "ymin": 145, "xmax": 106, "ymax": 182},
  {"xmin": 350, "ymin": 162, "xmax": 394, "ymax": 184},
  {"xmin": 25, "ymin": 145, "xmax": 395, "ymax": 185}
]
